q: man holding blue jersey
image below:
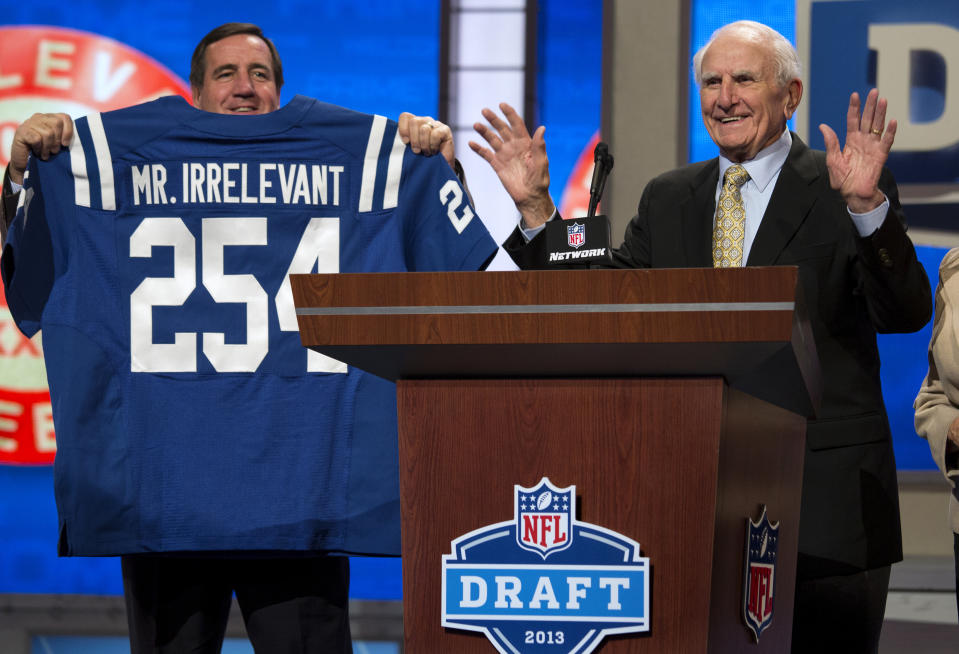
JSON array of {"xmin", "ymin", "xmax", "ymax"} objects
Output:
[{"xmin": 2, "ymin": 22, "xmax": 487, "ymax": 654}]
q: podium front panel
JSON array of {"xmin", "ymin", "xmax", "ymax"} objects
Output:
[{"xmin": 397, "ymin": 378, "xmax": 804, "ymax": 653}]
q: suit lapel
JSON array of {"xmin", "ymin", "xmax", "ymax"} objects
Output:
[
  {"xmin": 680, "ymin": 160, "xmax": 719, "ymax": 267},
  {"xmin": 746, "ymin": 134, "xmax": 821, "ymax": 266}
]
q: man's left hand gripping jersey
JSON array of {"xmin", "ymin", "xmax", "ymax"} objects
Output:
[{"xmin": 1, "ymin": 95, "xmax": 497, "ymax": 556}]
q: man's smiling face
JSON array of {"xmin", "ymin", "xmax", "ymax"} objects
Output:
[
  {"xmin": 192, "ymin": 33, "xmax": 280, "ymax": 115},
  {"xmin": 699, "ymin": 31, "xmax": 800, "ymax": 163}
]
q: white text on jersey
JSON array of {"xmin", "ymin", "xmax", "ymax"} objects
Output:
[{"xmin": 131, "ymin": 163, "xmax": 345, "ymax": 207}]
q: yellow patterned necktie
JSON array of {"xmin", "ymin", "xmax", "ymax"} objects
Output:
[{"xmin": 712, "ymin": 164, "xmax": 750, "ymax": 268}]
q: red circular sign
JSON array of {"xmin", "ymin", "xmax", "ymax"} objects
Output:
[{"xmin": 0, "ymin": 26, "xmax": 190, "ymax": 464}]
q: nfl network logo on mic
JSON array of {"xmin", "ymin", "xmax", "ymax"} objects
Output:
[{"xmin": 441, "ymin": 478, "xmax": 650, "ymax": 653}]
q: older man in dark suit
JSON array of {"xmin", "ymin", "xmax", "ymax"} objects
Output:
[{"xmin": 470, "ymin": 19, "xmax": 930, "ymax": 653}]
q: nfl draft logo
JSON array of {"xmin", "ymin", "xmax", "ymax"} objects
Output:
[
  {"xmin": 442, "ymin": 478, "xmax": 649, "ymax": 653},
  {"xmin": 743, "ymin": 505, "xmax": 779, "ymax": 641},
  {"xmin": 566, "ymin": 222, "xmax": 585, "ymax": 249}
]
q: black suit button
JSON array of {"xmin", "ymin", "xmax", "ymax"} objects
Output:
[{"xmin": 878, "ymin": 248, "xmax": 893, "ymax": 268}]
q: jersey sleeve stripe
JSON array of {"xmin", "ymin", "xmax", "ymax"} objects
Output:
[
  {"xmin": 383, "ymin": 129, "xmax": 405, "ymax": 210},
  {"xmin": 359, "ymin": 114, "xmax": 386, "ymax": 213},
  {"xmin": 15, "ymin": 169, "xmax": 30, "ymax": 212},
  {"xmin": 68, "ymin": 129, "xmax": 91, "ymax": 208},
  {"xmin": 86, "ymin": 112, "xmax": 116, "ymax": 211}
]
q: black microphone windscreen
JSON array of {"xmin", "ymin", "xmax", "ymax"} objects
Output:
[{"xmin": 594, "ymin": 141, "xmax": 609, "ymax": 162}]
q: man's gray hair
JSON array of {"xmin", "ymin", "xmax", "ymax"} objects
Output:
[{"xmin": 692, "ymin": 20, "xmax": 801, "ymax": 88}]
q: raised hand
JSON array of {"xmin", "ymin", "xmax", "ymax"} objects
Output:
[
  {"xmin": 818, "ymin": 89, "xmax": 895, "ymax": 213},
  {"xmin": 469, "ymin": 102, "xmax": 555, "ymax": 229}
]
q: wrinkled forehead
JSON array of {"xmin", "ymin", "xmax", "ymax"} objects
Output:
[{"xmin": 700, "ymin": 32, "xmax": 774, "ymax": 78}]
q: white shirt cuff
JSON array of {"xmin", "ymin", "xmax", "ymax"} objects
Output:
[
  {"xmin": 519, "ymin": 210, "xmax": 557, "ymax": 242},
  {"xmin": 848, "ymin": 194, "xmax": 889, "ymax": 237}
]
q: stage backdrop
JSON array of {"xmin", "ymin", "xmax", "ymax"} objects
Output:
[{"xmin": 1, "ymin": 0, "xmax": 947, "ymax": 601}]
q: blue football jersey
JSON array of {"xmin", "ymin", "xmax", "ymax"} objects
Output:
[{"xmin": 2, "ymin": 95, "xmax": 497, "ymax": 556}]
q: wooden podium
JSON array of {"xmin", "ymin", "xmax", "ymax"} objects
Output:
[{"xmin": 291, "ymin": 267, "xmax": 820, "ymax": 653}]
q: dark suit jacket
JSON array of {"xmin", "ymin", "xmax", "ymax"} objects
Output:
[{"xmin": 505, "ymin": 133, "xmax": 932, "ymax": 580}]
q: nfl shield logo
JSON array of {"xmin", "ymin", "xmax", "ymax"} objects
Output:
[
  {"xmin": 743, "ymin": 505, "xmax": 779, "ymax": 641},
  {"xmin": 515, "ymin": 478, "xmax": 574, "ymax": 558},
  {"xmin": 567, "ymin": 222, "xmax": 586, "ymax": 249}
]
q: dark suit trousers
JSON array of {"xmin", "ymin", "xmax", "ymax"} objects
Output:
[
  {"xmin": 791, "ymin": 565, "xmax": 890, "ymax": 653},
  {"xmin": 122, "ymin": 555, "xmax": 352, "ymax": 654}
]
